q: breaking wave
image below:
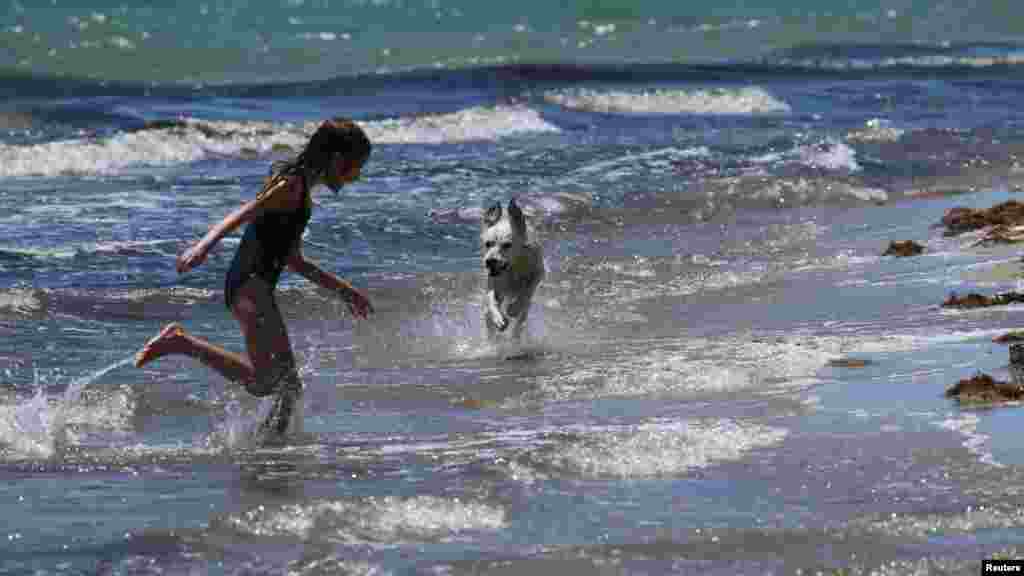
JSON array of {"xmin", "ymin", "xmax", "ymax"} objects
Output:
[
  {"xmin": 543, "ymin": 86, "xmax": 791, "ymax": 115},
  {"xmin": 0, "ymin": 106, "xmax": 560, "ymax": 178}
]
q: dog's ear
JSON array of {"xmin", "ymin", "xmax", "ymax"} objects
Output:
[
  {"xmin": 483, "ymin": 202, "xmax": 502, "ymax": 227},
  {"xmin": 508, "ymin": 198, "xmax": 527, "ymax": 235}
]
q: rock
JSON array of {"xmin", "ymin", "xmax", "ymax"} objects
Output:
[
  {"xmin": 942, "ymin": 291, "xmax": 1024, "ymax": 309},
  {"xmin": 945, "ymin": 372, "xmax": 1024, "ymax": 403},
  {"xmin": 974, "ymin": 224, "xmax": 1024, "ymax": 246},
  {"xmin": 941, "ymin": 200, "xmax": 1024, "ymax": 236},
  {"xmin": 882, "ymin": 240, "xmax": 924, "ymax": 257}
]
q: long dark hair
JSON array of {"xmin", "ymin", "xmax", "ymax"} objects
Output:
[{"xmin": 268, "ymin": 117, "xmax": 372, "ymax": 190}]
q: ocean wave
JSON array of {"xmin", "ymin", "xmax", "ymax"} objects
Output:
[
  {"xmin": 749, "ymin": 139, "xmax": 863, "ymax": 173},
  {"xmin": 569, "ymin": 146, "xmax": 711, "ymax": 181},
  {"xmin": 428, "ymin": 190, "xmax": 591, "ymax": 224},
  {"xmin": 0, "ymin": 239, "xmax": 178, "ymax": 260},
  {"xmin": 0, "ymin": 106, "xmax": 559, "ymax": 178},
  {"xmin": 0, "ymin": 289, "xmax": 46, "ymax": 317},
  {"xmin": 796, "ymin": 140, "xmax": 862, "ymax": 172},
  {"xmin": 772, "ymin": 53, "xmax": 1024, "ymax": 72},
  {"xmin": 0, "ymin": 120, "xmax": 298, "ymax": 177},
  {"xmin": 0, "ymin": 245, "xmax": 77, "ymax": 260},
  {"xmin": 764, "ymin": 41, "xmax": 1024, "ymax": 73},
  {"xmin": 3, "ymin": 54, "xmax": 1022, "ymax": 109},
  {"xmin": 363, "ymin": 105, "xmax": 559, "ymax": 144},
  {"xmin": 543, "ymin": 86, "xmax": 791, "ymax": 115},
  {"xmin": 0, "ymin": 286, "xmax": 217, "ymax": 322}
]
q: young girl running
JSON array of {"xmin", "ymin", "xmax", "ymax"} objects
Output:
[{"xmin": 135, "ymin": 118, "xmax": 374, "ymax": 438}]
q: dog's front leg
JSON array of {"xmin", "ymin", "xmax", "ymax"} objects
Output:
[
  {"xmin": 487, "ymin": 290, "xmax": 509, "ymax": 331},
  {"xmin": 504, "ymin": 271, "xmax": 540, "ymax": 324}
]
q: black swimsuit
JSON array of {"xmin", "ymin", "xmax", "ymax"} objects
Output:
[{"xmin": 225, "ymin": 175, "xmax": 312, "ymax": 309}]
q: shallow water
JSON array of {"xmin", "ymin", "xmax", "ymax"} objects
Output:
[{"xmin": 7, "ymin": 2, "xmax": 1024, "ymax": 574}]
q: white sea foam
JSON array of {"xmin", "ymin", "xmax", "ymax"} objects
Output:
[
  {"xmin": 0, "ymin": 289, "xmax": 44, "ymax": 315},
  {"xmin": 1, "ymin": 239, "xmax": 179, "ymax": 262},
  {"xmin": 797, "ymin": 139, "xmax": 862, "ymax": 172},
  {"xmin": 428, "ymin": 190, "xmax": 589, "ymax": 224},
  {"xmin": 543, "ymin": 86, "xmax": 791, "ymax": 115},
  {"xmin": 360, "ymin": 105, "xmax": 559, "ymax": 144},
  {"xmin": 0, "ymin": 123, "xmax": 299, "ymax": 178},
  {"xmin": 296, "ymin": 31, "xmax": 350, "ymax": 41},
  {"xmin": 862, "ymin": 505, "xmax": 1024, "ymax": 539},
  {"xmin": 567, "ymin": 146, "xmax": 709, "ymax": 184},
  {"xmin": 0, "ymin": 107, "xmax": 558, "ymax": 178},
  {"xmin": 534, "ymin": 335, "xmax": 835, "ymax": 402},
  {"xmin": 697, "ymin": 176, "xmax": 888, "ymax": 213},
  {"xmin": 595, "ymin": 258, "xmax": 657, "ymax": 278},
  {"xmin": 229, "ymin": 495, "xmax": 506, "ymax": 543},
  {"xmin": 80, "ymin": 239, "xmax": 177, "ymax": 256},
  {"xmin": 938, "ymin": 412, "xmax": 999, "ymax": 467},
  {"xmin": 547, "ymin": 418, "xmax": 788, "ymax": 478},
  {"xmin": 847, "ymin": 118, "xmax": 905, "ymax": 143},
  {"xmin": 585, "ymin": 260, "xmax": 767, "ymax": 305},
  {"xmin": 286, "ymin": 557, "xmax": 386, "ymax": 576},
  {"xmin": 1, "ymin": 238, "xmax": 176, "ymax": 261},
  {"xmin": 776, "ymin": 53, "xmax": 1024, "ymax": 71}
]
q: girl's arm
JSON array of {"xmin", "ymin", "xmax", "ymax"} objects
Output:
[
  {"xmin": 177, "ymin": 176, "xmax": 299, "ymax": 274},
  {"xmin": 287, "ymin": 249, "xmax": 374, "ymax": 318}
]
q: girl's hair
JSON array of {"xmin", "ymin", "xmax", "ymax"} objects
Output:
[{"xmin": 270, "ymin": 117, "xmax": 372, "ymax": 183}]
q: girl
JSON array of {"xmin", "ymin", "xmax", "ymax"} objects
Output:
[{"xmin": 135, "ymin": 118, "xmax": 374, "ymax": 438}]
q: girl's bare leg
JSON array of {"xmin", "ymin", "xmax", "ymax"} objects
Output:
[
  {"xmin": 231, "ymin": 278, "xmax": 298, "ymax": 397},
  {"xmin": 134, "ymin": 322, "xmax": 255, "ymax": 383},
  {"xmin": 135, "ymin": 278, "xmax": 295, "ymax": 398}
]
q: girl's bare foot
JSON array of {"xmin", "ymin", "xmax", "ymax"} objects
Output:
[{"xmin": 135, "ymin": 323, "xmax": 186, "ymax": 368}]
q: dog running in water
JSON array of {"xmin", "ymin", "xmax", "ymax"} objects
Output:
[{"xmin": 480, "ymin": 199, "xmax": 544, "ymax": 341}]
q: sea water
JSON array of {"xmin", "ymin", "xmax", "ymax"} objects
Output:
[{"xmin": 5, "ymin": 0, "xmax": 1024, "ymax": 574}]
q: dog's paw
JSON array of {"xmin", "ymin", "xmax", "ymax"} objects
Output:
[
  {"xmin": 489, "ymin": 309, "xmax": 509, "ymax": 331},
  {"xmin": 495, "ymin": 315, "xmax": 510, "ymax": 332}
]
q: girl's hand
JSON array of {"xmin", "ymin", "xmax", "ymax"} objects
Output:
[
  {"xmin": 344, "ymin": 285, "xmax": 374, "ymax": 319},
  {"xmin": 176, "ymin": 243, "xmax": 208, "ymax": 274}
]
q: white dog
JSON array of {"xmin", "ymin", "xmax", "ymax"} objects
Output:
[{"xmin": 480, "ymin": 199, "xmax": 544, "ymax": 340}]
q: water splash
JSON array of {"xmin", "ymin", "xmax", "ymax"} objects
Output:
[
  {"xmin": 214, "ymin": 347, "xmax": 317, "ymax": 450},
  {"xmin": 61, "ymin": 356, "xmax": 135, "ymax": 406},
  {"xmin": 411, "ymin": 299, "xmax": 553, "ymax": 361},
  {"xmin": 3, "ymin": 356, "xmax": 134, "ymax": 459},
  {"xmin": 216, "ymin": 392, "xmax": 306, "ymax": 450}
]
